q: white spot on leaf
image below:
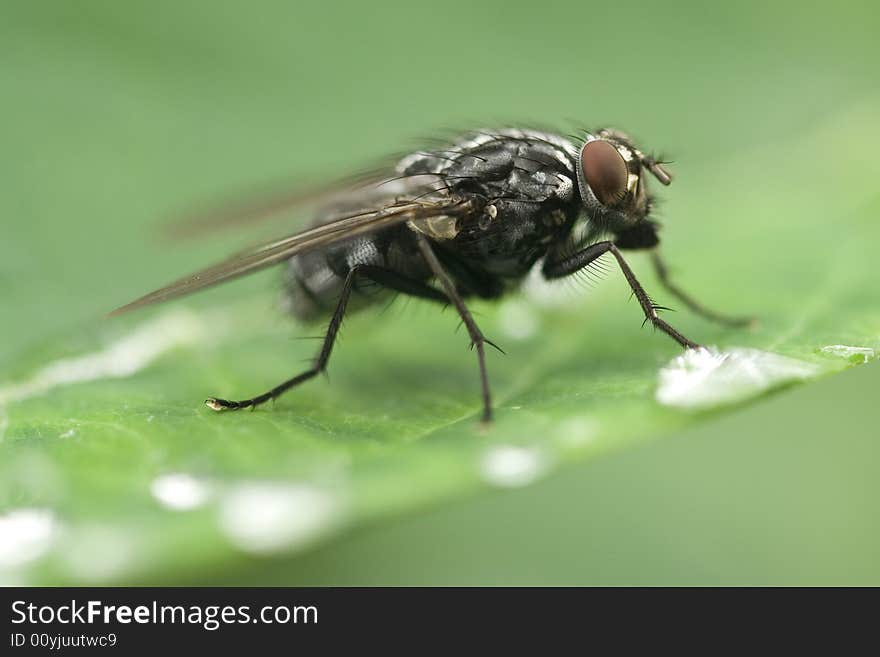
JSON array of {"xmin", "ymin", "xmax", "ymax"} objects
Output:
[
  {"xmin": 150, "ymin": 473, "xmax": 212, "ymax": 511},
  {"xmin": 819, "ymin": 344, "xmax": 876, "ymax": 364},
  {"xmin": 657, "ymin": 347, "xmax": 820, "ymax": 410},
  {"xmin": 481, "ymin": 445, "xmax": 548, "ymax": 488},
  {"xmin": 0, "ymin": 508, "xmax": 56, "ymax": 568},
  {"xmin": 0, "ymin": 310, "xmax": 206, "ymax": 405},
  {"xmin": 219, "ymin": 483, "xmax": 344, "ymax": 555}
]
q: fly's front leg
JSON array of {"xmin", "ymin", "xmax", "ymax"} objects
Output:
[
  {"xmin": 543, "ymin": 241, "xmax": 701, "ymax": 350},
  {"xmin": 415, "ymin": 233, "xmax": 496, "ymax": 424},
  {"xmin": 650, "ymin": 251, "xmax": 756, "ymax": 328}
]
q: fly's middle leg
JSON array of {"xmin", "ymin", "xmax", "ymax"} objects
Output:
[{"xmin": 415, "ymin": 233, "xmax": 497, "ymax": 425}]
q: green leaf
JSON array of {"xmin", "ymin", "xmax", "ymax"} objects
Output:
[{"xmin": 1, "ymin": 1, "xmax": 878, "ymax": 584}]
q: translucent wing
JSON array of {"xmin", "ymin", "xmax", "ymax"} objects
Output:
[
  {"xmin": 110, "ymin": 196, "xmax": 476, "ymax": 316},
  {"xmin": 161, "ymin": 165, "xmax": 395, "ymax": 240}
]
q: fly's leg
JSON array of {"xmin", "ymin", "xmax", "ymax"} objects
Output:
[
  {"xmin": 650, "ymin": 251, "xmax": 756, "ymax": 328},
  {"xmin": 415, "ymin": 234, "xmax": 496, "ymax": 424},
  {"xmin": 206, "ymin": 264, "xmax": 447, "ymax": 412},
  {"xmin": 543, "ymin": 241, "xmax": 701, "ymax": 350}
]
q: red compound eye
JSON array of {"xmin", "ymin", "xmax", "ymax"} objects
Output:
[{"xmin": 580, "ymin": 140, "xmax": 628, "ymax": 206}]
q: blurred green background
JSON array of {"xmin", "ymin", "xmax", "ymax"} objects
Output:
[{"xmin": 1, "ymin": 0, "xmax": 878, "ymax": 585}]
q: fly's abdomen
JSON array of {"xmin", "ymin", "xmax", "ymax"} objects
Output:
[
  {"xmin": 282, "ymin": 252, "xmax": 342, "ymax": 322},
  {"xmin": 282, "ymin": 227, "xmax": 430, "ymax": 321},
  {"xmin": 282, "ymin": 236, "xmax": 380, "ymax": 321}
]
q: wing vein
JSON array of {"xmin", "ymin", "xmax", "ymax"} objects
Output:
[{"xmin": 110, "ymin": 197, "xmax": 475, "ymax": 316}]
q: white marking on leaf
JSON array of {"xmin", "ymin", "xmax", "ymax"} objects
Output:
[
  {"xmin": 481, "ymin": 444, "xmax": 548, "ymax": 488},
  {"xmin": 819, "ymin": 344, "xmax": 876, "ymax": 364},
  {"xmin": 0, "ymin": 508, "xmax": 56, "ymax": 568},
  {"xmin": 150, "ymin": 473, "xmax": 213, "ymax": 511},
  {"xmin": 657, "ymin": 347, "xmax": 821, "ymax": 410},
  {"xmin": 219, "ymin": 483, "xmax": 344, "ymax": 555},
  {"xmin": 0, "ymin": 310, "xmax": 206, "ymax": 405}
]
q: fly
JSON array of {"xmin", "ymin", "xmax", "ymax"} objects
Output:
[{"xmin": 112, "ymin": 127, "xmax": 753, "ymax": 424}]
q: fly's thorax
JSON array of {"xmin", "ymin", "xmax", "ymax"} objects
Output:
[
  {"xmin": 443, "ymin": 196, "xmax": 577, "ymax": 277},
  {"xmin": 397, "ymin": 130, "xmax": 577, "ymax": 208},
  {"xmin": 395, "ymin": 131, "xmax": 584, "ymax": 278}
]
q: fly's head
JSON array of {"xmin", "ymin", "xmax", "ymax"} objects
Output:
[{"xmin": 575, "ymin": 128, "xmax": 672, "ymax": 234}]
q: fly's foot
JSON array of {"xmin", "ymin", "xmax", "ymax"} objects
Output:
[
  {"xmin": 205, "ymin": 397, "xmax": 261, "ymax": 412},
  {"xmin": 648, "ymin": 316, "xmax": 702, "ymax": 350}
]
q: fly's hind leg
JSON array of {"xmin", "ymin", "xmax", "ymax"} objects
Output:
[{"xmin": 206, "ymin": 264, "xmax": 447, "ymax": 412}]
